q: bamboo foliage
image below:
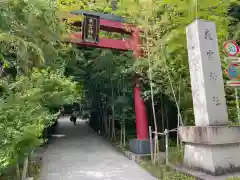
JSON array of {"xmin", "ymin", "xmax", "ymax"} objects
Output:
[{"xmin": 0, "ymin": 0, "xmax": 82, "ymax": 178}]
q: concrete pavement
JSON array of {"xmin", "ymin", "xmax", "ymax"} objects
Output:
[{"xmin": 39, "ymin": 116, "xmax": 156, "ymax": 180}]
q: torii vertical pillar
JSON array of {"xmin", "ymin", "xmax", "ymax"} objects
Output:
[
  {"xmin": 130, "ymin": 29, "xmax": 150, "ymax": 154},
  {"xmin": 132, "ymin": 29, "xmax": 148, "ymax": 140},
  {"xmin": 133, "ymin": 80, "xmax": 148, "ymax": 140},
  {"xmin": 179, "ymin": 19, "xmax": 240, "ymax": 176}
]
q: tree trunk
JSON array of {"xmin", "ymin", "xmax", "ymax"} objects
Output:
[
  {"xmin": 16, "ymin": 161, "xmax": 21, "ymax": 180},
  {"xmin": 111, "ymin": 85, "xmax": 116, "ymax": 141},
  {"xmin": 112, "ymin": 118, "xmax": 115, "ymax": 141},
  {"xmin": 123, "ymin": 120, "xmax": 126, "ymax": 147},
  {"xmin": 21, "ymin": 155, "xmax": 29, "ymax": 180},
  {"xmin": 120, "ymin": 123, "xmax": 123, "ymax": 148},
  {"xmin": 108, "ymin": 117, "xmax": 111, "ymax": 138}
]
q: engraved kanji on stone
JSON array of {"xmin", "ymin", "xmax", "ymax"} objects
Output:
[
  {"xmin": 209, "ymin": 72, "xmax": 217, "ymax": 80},
  {"xmin": 204, "ymin": 29, "xmax": 213, "ymax": 40},
  {"xmin": 207, "ymin": 50, "xmax": 214, "ymax": 60},
  {"xmin": 213, "ymin": 96, "xmax": 221, "ymax": 106}
]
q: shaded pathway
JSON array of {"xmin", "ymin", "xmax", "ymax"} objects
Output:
[{"xmin": 39, "ymin": 116, "xmax": 156, "ymax": 180}]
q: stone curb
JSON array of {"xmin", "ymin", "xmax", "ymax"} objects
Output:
[{"xmin": 110, "ymin": 143, "xmax": 143, "ymax": 164}]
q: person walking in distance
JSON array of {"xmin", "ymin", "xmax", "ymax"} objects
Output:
[{"xmin": 70, "ymin": 108, "xmax": 78, "ymax": 125}]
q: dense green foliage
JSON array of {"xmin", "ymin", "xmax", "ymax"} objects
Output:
[
  {"xmin": 0, "ymin": 0, "xmax": 69, "ymax": 73},
  {"xmin": 1, "ymin": 0, "xmax": 240, "ymax": 178},
  {"xmin": 113, "ymin": 0, "xmax": 240, "ymax": 124},
  {"xmin": 0, "ymin": 69, "xmax": 77, "ymax": 171},
  {"xmin": 0, "ymin": 0, "xmax": 79, "ymax": 177},
  {"xmin": 63, "ymin": 0, "xmax": 240, "ymax": 142},
  {"xmin": 65, "ymin": 48, "xmax": 136, "ymax": 138}
]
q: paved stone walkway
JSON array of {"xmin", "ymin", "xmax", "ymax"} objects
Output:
[{"xmin": 39, "ymin": 116, "xmax": 156, "ymax": 180}]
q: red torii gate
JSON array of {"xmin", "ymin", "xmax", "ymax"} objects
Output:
[{"xmin": 67, "ymin": 11, "xmax": 149, "ymax": 153}]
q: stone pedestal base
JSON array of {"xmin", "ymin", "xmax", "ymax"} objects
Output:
[
  {"xmin": 179, "ymin": 126, "xmax": 240, "ymax": 176},
  {"xmin": 129, "ymin": 139, "xmax": 153, "ymax": 154}
]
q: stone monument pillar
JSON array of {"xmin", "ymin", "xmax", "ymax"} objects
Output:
[{"xmin": 179, "ymin": 19, "xmax": 240, "ymax": 176}]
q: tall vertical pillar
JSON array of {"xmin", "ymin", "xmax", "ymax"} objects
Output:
[
  {"xmin": 129, "ymin": 29, "xmax": 150, "ymax": 154},
  {"xmin": 133, "ymin": 81, "xmax": 149, "ymax": 140},
  {"xmin": 179, "ymin": 19, "xmax": 240, "ymax": 176},
  {"xmin": 132, "ymin": 29, "xmax": 149, "ymax": 140}
]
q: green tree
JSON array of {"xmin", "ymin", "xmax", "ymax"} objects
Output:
[
  {"xmin": 0, "ymin": 0, "xmax": 81, "ymax": 178},
  {"xmin": 62, "ymin": 0, "xmax": 240, "ymax": 147},
  {"xmin": 0, "ymin": 0, "xmax": 70, "ymax": 74},
  {"xmin": 0, "ymin": 69, "xmax": 78, "ymax": 177}
]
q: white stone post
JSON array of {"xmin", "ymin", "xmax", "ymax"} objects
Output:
[{"xmin": 179, "ymin": 19, "xmax": 240, "ymax": 176}]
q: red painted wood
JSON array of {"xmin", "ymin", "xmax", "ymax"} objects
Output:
[
  {"xmin": 100, "ymin": 19, "xmax": 133, "ymax": 34},
  {"xmin": 130, "ymin": 29, "xmax": 143, "ymax": 57},
  {"xmin": 133, "ymin": 86, "xmax": 149, "ymax": 140},
  {"xmin": 132, "ymin": 29, "xmax": 149, "ymax": 140},
  {"xmin": 71, "ymin": 38, "xmax": 131, "ymax": 51},
  {"xmin": 69, "ymin": 32, "xmax": 132, "ymax": 50}
]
